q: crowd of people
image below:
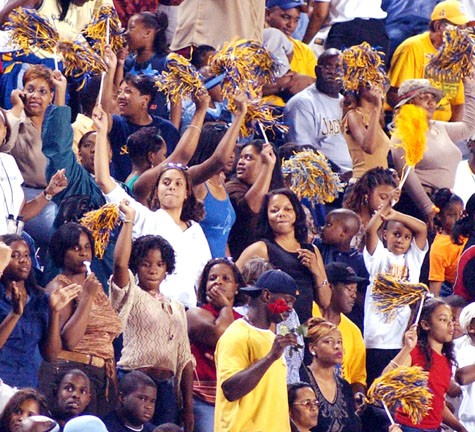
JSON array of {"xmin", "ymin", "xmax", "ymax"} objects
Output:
[{"xmin": 1, "ymin": 0, "xmax": 475, "ymax": 431}]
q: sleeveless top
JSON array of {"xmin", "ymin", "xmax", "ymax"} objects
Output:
[
  {"xmin": 191, "ymin": 303, "xmax": 242, "ymax": 404},
  {"xmin": 200, "ymin": 183, "xmax": 236, "ymax": 258},
  {"xmin": 53, "ymin": 274, "xmax": 121, "ymax": 359},
  {"xmin": 341, "ymin": 108, "xmax": 389, "ymax": 179},
  {"xmin": 263, "ymin": 239, "xmax": 315, "ymax": 324}
]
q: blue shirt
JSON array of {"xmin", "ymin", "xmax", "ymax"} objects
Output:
[
  {"xmin": 109, "ymin": 115, "xmax": 180, "ymax": 182},
  {"xmin": 0, "ymin": 284, "xmax": 49, "ymax": 388}
]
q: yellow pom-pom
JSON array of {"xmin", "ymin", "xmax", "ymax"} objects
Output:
[{"xmin": 392, "ymin": 104, "xmax": 428, "ymax": 167}]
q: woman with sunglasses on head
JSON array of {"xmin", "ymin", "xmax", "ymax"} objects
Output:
[
  {"xmin": 391, "ymin": 75, "xmax": 475, "ymax": 230},
  {"xmin": 94, "ymin": 104, "xmax": 211, "ymax": 308}
]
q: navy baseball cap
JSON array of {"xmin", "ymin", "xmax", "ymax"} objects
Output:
[
  {"xmin": 266, "ymin": 0, "xmax": 306, "ymax": 10},
  {"xmin": 240, "ymin": 269, "xmax": 299, "ymax": 297},
  {"xmin": 325, "ymin": 262, "xmax": 367, "ymax": 284}
]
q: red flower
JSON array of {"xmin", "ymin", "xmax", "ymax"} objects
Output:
[{"xmin": 267, "ymin": 298, "xmax": 290, "ymax": 315}]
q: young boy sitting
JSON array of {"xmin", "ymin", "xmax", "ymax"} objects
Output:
[
  {"xmin": 317, "ymin": 208, "xmax": 369, "ymax": 330},
  {"xmin": 103, "ymin": 371, "xmax": 157, "ymax": 432},
  {"xmin": 364, "ymin": 203, "xmax": 428, "ymax": 385}
]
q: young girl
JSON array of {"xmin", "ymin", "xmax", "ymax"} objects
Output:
[
  {"xmin": 387, "ymin": 298, "xmax": 468, "ymax": 432},
  {"xmin": 186, "ymin": 258, "xmax": 244, "ymax": 432},
  {"xmin": 110, "ymin": 201, "xmax": 193, "ymax": 432},
  {"xmin": 0, "ymin": 388, "xmax": 49, "ymax": 432},
  {"xmin": 343, "ymin": 167, "xmax": 399, "ymax": 250},
  {"xmin": 429, "ymin": 189, "xmax": 465, "ymax": 296}
]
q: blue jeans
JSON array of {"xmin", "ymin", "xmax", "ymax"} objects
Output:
[
  {"xmin": 193, "ymin": 397, "xmax": 214, "ymax": 432},
  {"xmin": 400, "ymin": 426, "xmax": 438, "ymax": 432}
]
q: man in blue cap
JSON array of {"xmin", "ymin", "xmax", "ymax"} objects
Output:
[
  {"xmin": 214, "ymin": 269, "xmax": 298, "ymax": 431},
  {"xmin": 264, "ymin": 0, "xmax": 317, "ymax": 105}
]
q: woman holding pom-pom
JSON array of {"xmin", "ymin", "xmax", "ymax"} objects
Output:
[{"xmin": 391, "ymin": 76, "xmax": 475, "ymax": 230}]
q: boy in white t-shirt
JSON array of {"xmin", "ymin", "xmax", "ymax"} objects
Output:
[{"xmin": 363, "ymin": 203, "xmax": 428, "ymax": 385}]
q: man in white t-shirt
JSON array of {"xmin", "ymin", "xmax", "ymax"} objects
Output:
[{"xmin": 284, "ymin": 48, "xmax": 352, "ymax": 175}]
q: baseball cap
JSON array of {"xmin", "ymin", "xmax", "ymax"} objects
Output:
[
  {"xmin": 266, "ymin": 0, "xmax": 306, "ymax": 10},
  {"xmin": 64, "ymin": 416, "xmax": 108, "ymax": 432},
  {"xmin": 395, "ymin": 79, "xmax": 443, "ymax": 109},
  {"xmin": 325, "ymin": 263, "xmax": 366, "ymax": 284},
  {"xmin": 431, "ymin": 0, "xmax": 470, "ymax": 25},
  {"xmin": 240, "ymin": 269, "xmax": 299, "ymax": 297}
]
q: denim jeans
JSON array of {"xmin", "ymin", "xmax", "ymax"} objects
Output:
[
  {"xmin": 400, "ymin": 426, "xmax": 438, "ymax": 432},
  {"xmin": 193, "ymin": 396, "xmax": 214, "ymax": 432}
]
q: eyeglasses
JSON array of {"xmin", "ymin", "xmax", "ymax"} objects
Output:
[
  {"xmin": 24, "ymin": 85, "xmax": 51, "ymax": 96},
  {"xmin": 293, "ymin": 399, "xmax": 319, "ymax": 409}
]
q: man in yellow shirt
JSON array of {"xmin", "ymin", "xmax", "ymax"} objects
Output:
[
  {"xmin": 312, "ymin": 263, "xmax": 367, "ymax": 394},
  {"xmin": 215, "ymin": 270, "xmax": 298, "ymax": 432},
  {"xmin": 387, "ymin": 0, "xmax": 470, "ymax": 122},
  {"xmin": 264, "ymin": 0, "xmax": 317, "ymax": 106}
]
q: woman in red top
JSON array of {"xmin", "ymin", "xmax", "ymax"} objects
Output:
[
  {"xmin": 186, "ymin": 258, "xmax": 244, "ymax": 432},
  {"xmin": 386, "ymin": 298, "xmax": 467, "ymax": 432}
]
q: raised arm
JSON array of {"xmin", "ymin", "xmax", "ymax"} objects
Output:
[
  {"xmin": 344, "ymin": 90, "xmax": 383, "ymax": 155},
  {"xmin": 93, "ymin": 104, "xmax": 116, "ymax": 193},
  {"xmin": 383, "ymin": 208, "xmax": 428, "ymax": 250},
  {"xmin": 0, "ymin": 282, "xmax": 25, "ymax": 348},
  {"xmin": 444, "ymin": 76, "xmax": 475, "ymax": 143},
  {"xmin": 0, "ymin": 0, "xmax": 39, "ymax": 24},
  {"xmin": 132, "ymin": 91, "xmax": 210, "ymax": 204},
  {"xmin": 302, "ymin": 1, "xmax": 330, "ymax": 44},
  {"xmin": 244, "ymin": 143, "xmax": 276, "ymax": 213},
  {"xmin": 382, "ymin": 324, "xmax": 416, "ymax": 374},
  {"xmin": 364, "ymin": 204, "xmax": 386, "ymax": 255},
  {"xmin": 188, "ymin": 93, "xmax": 248, "ymax": 186},
  {"xmin": 100, "ymin": 45, "xmax": 116, "ymax": 132},
  {"xmin": 112, "ymin": 200, "xmax": 136, "ymax": 288}
]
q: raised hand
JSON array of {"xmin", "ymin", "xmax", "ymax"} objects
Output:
[
  {"xmin": 0, "ymin": 242, "xmax": 12, "ymax": 275},
  {"xmin": 194, "ymin": 88, "xmax": 211, "ymax": 112},
  {"xmin": 50, "ymin": 70, "xmax": 67, "ymax": 93},
  {"xmin": 268, "ymin": 333, "xmax": 297, "ymax": 361},
  {"xmin": 11, "ymin": 282, "xmax": 26, "ymax": 316},
  {"xmin": 403, "ymin": 324, "xmax": 418, "ymax": 351},
  {"xmin": 119, "ymin": 199, "xmax": 136, "ymax": 222},
  {"xmin": 49, "ymin": 283, "xmax": 81, "ymax": 312},
  {"xmin": 82, "ymin": 273, "xmax": 102, "ymax": 299},
  {"xmin": 261, "ymin": 143, "xmax": 276, "ymax": 167},
  {"xmin": 45, "ymin": 169, "xmax": 68, "ymax": 197},
  {"xmin": 10, "ymin": 89, "xmax": 25, "ymax": 111},
  {"xmin": 233, "ymin": 91, "xmax": 249, "ymax": 116},
  {"xmin": 92, "ymin": 104, "xmax": 108, "ymax": 131}
]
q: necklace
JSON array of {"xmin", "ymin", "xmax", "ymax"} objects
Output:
[
  {"xmin": 125, "ymin": 425, "xmax": 144, "ymax": 432},
  {"xmin": 207, "ymin": 178, "xmax": 223, "ymax": 188}
]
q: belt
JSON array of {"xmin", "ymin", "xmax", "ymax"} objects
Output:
[
  {"xmin": 137, "ymin": 366, "xmax": 174, "ymax": 381},
  {"xmin": 57, "ymin": 350, "xmax": 106, "ymax": 368}
]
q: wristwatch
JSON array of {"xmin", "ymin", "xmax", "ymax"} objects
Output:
[{"xmin": 43, "ymin": 190, "xmax": 53, "ymax": 201}]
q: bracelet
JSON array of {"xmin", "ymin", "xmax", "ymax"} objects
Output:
[
  {"xmin": 187, "ymin": 124, "xmax": 202, "ymax": 133},
  {"xmin": 390, "ymin": 360, "xmax": 400, "ymax": 368},
  {"xmin": 123, "ymin": 219, "xmax": 134, "ymax": 224},
  {"xmin": 43, "ymin": 190, "xmax": 53, "ymax": 201},
  {"xmin": 319, "ymin": 279, "xmax": 329, "ymax": 287}
]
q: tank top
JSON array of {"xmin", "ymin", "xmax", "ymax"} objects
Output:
[
  {"xmin": 200, "ymin": 183, "xmax": 236, "ymax": 258},
  {"xmin": 263, "ymin": 239, "xmax": 315, "ymax": 324}
]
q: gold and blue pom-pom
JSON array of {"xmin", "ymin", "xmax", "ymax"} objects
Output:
[
  {"xmin": 366, "ymin": 366, "xmax": 433, "ymax": 425},
  {"xmin": 81, "ymin": 5, "xmax": 125, "ymax": 55},
  {"xmin": 4, "ymin": 7, "xmax": 59, "ymax": 54},
  {"xmin": 372, "ymin": 273, "xmax": 429, "ymax": 318},
  {"xmin": 341, "ymin": 42, "xmax": 387, "ymax": 93},
  {"xmin": 57, "ymin": 40, "xmax": 107, "ymax": 90},
  {"xmin": 281, "ymin": 149, "xmax": 345, "ymax": 204},
  {"xmin": 425, "ymin": 26, "xmax": 475, "ymax": 96},
  {"xmin": 155, "ymin": 53, "xmax": 206, "ymax": 103},
  {"xmin": 80, "ymin": 203, "xmax": 120, "ymax": 259}
]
